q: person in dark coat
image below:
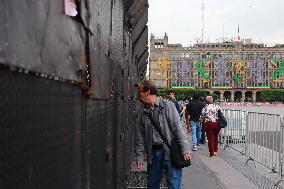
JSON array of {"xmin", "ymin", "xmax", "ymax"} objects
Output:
[
  {"xmin": 167, "ymin": 90, "xmax": 181, "ymax": 115},
  {"xmin": 185, "ymin": 94, "xmax": 205, "ymax": 151}
]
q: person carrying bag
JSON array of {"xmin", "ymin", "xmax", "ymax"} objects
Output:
[
  {"xmin": 136, "ymin": 80, "xmax": 191, "ymax": 189},
  {"xmin": 146, "ymin": 110, "xmax": 191, "ymax": 168},
  {"xmin": 218, "ymin": 109, "xmax": 227, "ymax": 128}
]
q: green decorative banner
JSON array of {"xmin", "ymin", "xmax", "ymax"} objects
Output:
[
  {"xmin": 272, "ymin": 60, "xmax": 284, "ymax": 79},
  {"xmin": 171, "ymin": 86, "xmax": 195, "ymax": 89},
  {"xmin": 233, "ymin": 75, "xmax": 241, "ymax": 82},
  {"xmin": 211, "ymin": 86, "xmax": 233, "ymax": 89},
  {"xmin": 271, "ymin": 55, "xmax": 276, "ymax": 66},
  {"xmin": 247, "ymin": 86, "xmax": 271, "ymax": 89},
  {"xmin": 194, "ymin": 61, "xmax": 211, "ymax": 80}
]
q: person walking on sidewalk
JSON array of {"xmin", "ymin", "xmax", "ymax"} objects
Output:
[
  {"xmin": 199, "ymin": 96, "xmax": 221, "ymax": 157},
  {"xmin": 136, "ymin": 80, "xmax": 191, "ymax": 189},
  {"xmin": 199, "ymin": 96, "xmax": 206, "ymax": 144},
  {"xmin": 167, "ymin": 90, "xmax": 181, "ymax": 115},
  {"xmin": 185, "ymin": 94, "xmax": 205, "ymax": 151}
]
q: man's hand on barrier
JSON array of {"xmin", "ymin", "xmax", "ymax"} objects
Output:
[{"xmin": 183, "ymin": 153, "xmax": 191, "ymax": 160}]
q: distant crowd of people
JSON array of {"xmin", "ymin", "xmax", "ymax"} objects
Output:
[{"xmin": 135, "ymin": 80, "xmax": 225, "ymax": 189}]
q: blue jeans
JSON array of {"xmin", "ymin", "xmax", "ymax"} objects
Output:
[
  {"xmin": 147, "ymin": 147, "xmax": 182, "ymax": 189},
  {"xmin": 190, "ymin": 121, "xmax": 201, "ymax": 146}
]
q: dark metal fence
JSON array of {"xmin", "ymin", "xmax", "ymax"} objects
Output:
[
  {"xmin": 0, "ymin": 0, "xmax": 148, "ymax": 188},
  {"xmin": 0, "ymin": 68, "xmax": 82, "ymax": 189},
  {"xmin": 0, "ymin": 64, "xmax": 139, "ymax": 189}
]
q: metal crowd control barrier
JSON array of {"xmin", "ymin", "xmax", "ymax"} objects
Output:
[
  {"xmin": 219, "ymin": 109, "xmax": 247, "ymax": 154},
  {"xmin": 275, "ymin": 116, "xmax": 284, "ymax": 185},
  {"xmin": 246, "ymin": 112, "xmax": 281, "ymax": 173},
  {"xmin": 219, "ymin": 109, "xmax": 284, "ymax": 185}
]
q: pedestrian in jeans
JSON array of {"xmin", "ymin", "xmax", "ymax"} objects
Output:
[
  {"xmin": 136, "ymin": 80, "xmax": 191, "ymax": 189},
  {"xmin": 185, "ymin": 94, "xmax": 205, "ymax": 151},
  {"xmin": 199, "ymin": 96, "xmax": 206, "ymax": 144},
  {"xmin": 199, "ymin": 96, "xmax": 221, "ymax": 157}
]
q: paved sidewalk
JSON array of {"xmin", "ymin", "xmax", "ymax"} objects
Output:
[
  {"xmin": 188, "ymin": 143, "xmax": 259, "ymax": 189},
  {"xmin": 182, "ymin": 152, "xmax": 221, "ymax": 189}
]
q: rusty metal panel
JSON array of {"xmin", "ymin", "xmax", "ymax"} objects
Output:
[
  {"xmin": 85, "ymin": 99, "xmax": 115, "ymax": 189},
  {"xmin": 139, "ymin": 60, "xmax": 148, "ymax": 81},
  {"xmin": 114, "ymin": 62, "xmax": 124, "ymax": 96},
  {"xmin": 87, "ymin": 0, "xmax": 115, "ymax": 99},
  {"xmin": 133, "ymin": 26, "xmax": 148, "ymax": 60},
  {"xmin": 131, "ymin": 9, "xmax": 148, "ymax": 43},
  {"xmin": 128, "ymin": 0, "xmax": 148, "ymax": 26},
  {"xmin": 0, "ymin": 1, "xmax": 148, "ymax": 189},
  {"xmin": 88, "ymin": 38, "xmax": 115, "ymax": 99},
  {"xmin": 138, "ymin": 49, "xmax": 149, "ymax": 74},
  {"xmin": 89, "ymin": 0, "xmax": 112, "ymax": 51},
  {"xmin": 111, "ymin": 0, "xmax": 125, "ymax": 69},
  {"xmin": 125, "ymin": 0, "xmax": 135, "ymax": 11},
  {"xmin": 0, "ymin": 0, "xmax": 86, "ymax": 80}
]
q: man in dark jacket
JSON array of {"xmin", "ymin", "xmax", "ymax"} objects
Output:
[
  {"xmin": 185, "ymin": 94, "xmax": 205, "ymax": 151},
  {"xmin": 167, "ymin": 90, "xmax": 181, "ymax": 115}
]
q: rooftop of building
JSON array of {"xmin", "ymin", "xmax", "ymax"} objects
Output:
[{"xmin": 150, "ymin": 33, "xmax": 284, "ymax": 49}]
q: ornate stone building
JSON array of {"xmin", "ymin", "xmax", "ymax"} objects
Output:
[{"xmin": 149, "ymin": 34, "xmax": 284, "ymax": 102}]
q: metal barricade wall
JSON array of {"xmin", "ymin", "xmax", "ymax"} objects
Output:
[
  {"xmin": 0, "ymin": 69, "xmax": 82, "ymax": 189},
  {"xmin": 246, "ymin": 112, "xmax": 282, "ymax": 173},
  {"xmin": 279, "ymin": 117, "xmax": 284, "ymax": 180},
  {"xmin": 0, "ymin": 67, "xmax": 139, "ymax": 189},
  {"xmin": 219, "ymin": 109, "xmax": 247, "ymax": 154},
  {"xmin": 220, "ymin": 108, "xmax": 284, "ymax": 180},
  {"xmin": 1, "ymin": 0, "xmax": 148, "ymax": 188}
]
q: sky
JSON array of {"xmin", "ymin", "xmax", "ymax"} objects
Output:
[{"xmin": 148, "ymin": 0, "xmax": 284, "ymax": 46}]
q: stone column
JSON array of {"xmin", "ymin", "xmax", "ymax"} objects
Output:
[
  {"xmin": 241, "ymin": 91, "xmax": 246, "ymax": 102},
  {"xmin": 220, "ymin": 91, "xmax": 224, "ymax": 100},
  {"xmin": 252, "ymin": 91, "xmax": 257, "ymax": 102},
  {"xmin": 231, "ymin": 92, "xmax": 235, "ymax": 102}
]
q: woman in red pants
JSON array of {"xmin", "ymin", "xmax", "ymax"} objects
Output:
[{"xmin": 199, "ymin": 96, "xmax": 221, "ymax": 157}]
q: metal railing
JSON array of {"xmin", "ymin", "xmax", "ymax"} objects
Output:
[
  {"xmin": 219, "ymin": 110, "xmax": 247, "ymax": 153},
  {"xmin": 219, "ymin": 109, "xmax": 284, "ymax": 185}
]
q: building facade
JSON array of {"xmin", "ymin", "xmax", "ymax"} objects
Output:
[{"xmin": 149, "ymin": 34, "xmax": 284, "ymax": 102}]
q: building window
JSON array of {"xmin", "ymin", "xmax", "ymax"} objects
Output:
[
  {"xmin": 157, "ymin": 80, "xmax": 162, "ymax": 87},
  {"xmin": 156, "ymin": 52, "xmax": 161, "ymax": 58}
]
